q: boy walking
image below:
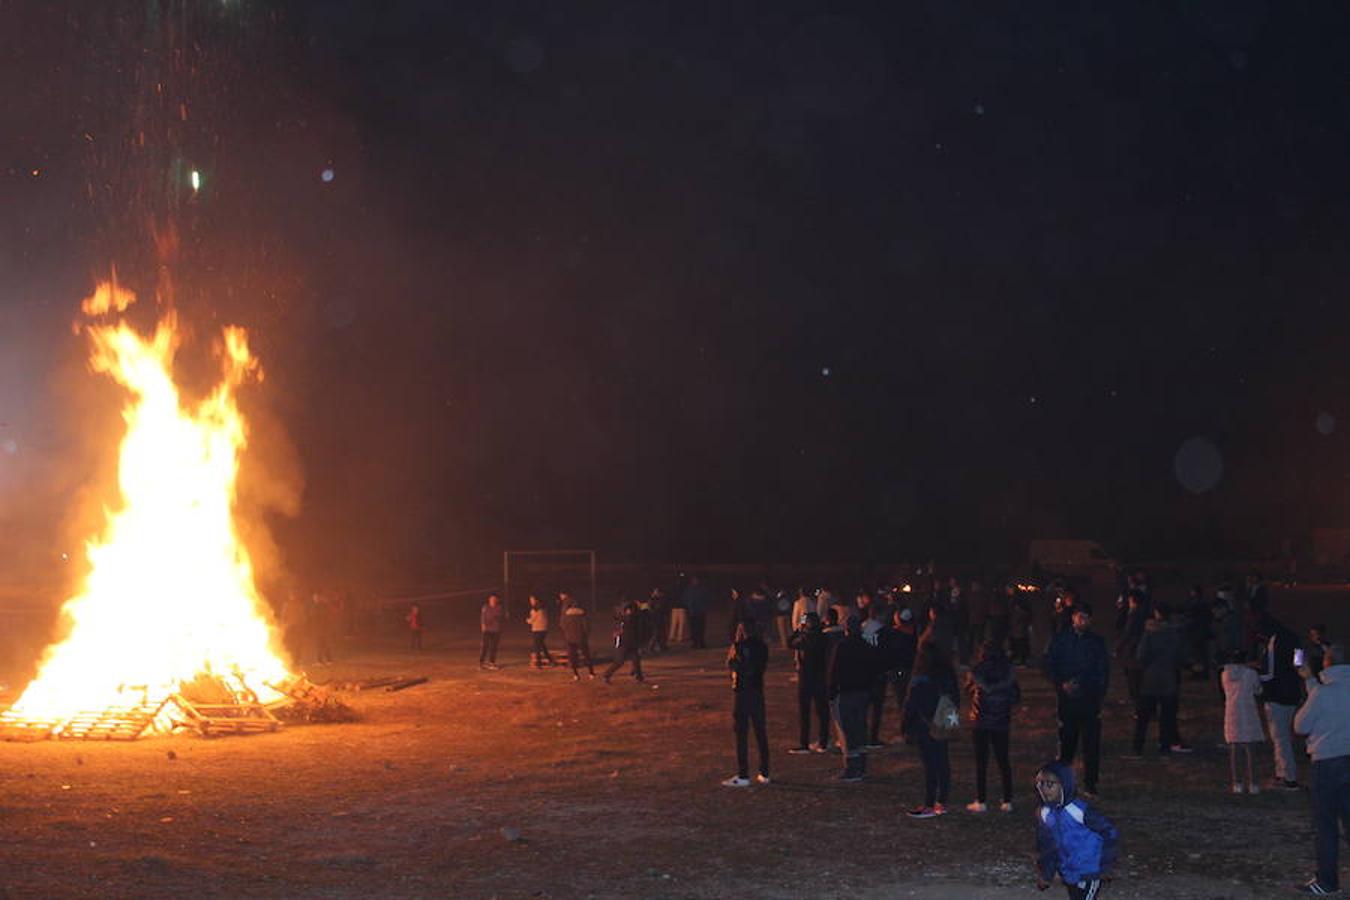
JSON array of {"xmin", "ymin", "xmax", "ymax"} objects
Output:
[{"xmin": 1034, "ymin": 761, "xmax": 1119, "ymax": 899}]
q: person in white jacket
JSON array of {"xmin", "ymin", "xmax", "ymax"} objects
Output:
[{"xmin": 1294, "ymin": 644, "xmax": 1350, "ymax": 896}]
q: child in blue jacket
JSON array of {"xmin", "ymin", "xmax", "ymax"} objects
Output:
[{"xmin": 1034, "ymin": 760, "xmax": 1119, "ymax": 898}]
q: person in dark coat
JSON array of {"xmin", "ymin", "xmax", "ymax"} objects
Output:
[
  {"xmin": 965, "ymin": 639, "xmax": 1018, "ymax": 811},
  {"xmin": 1114, "ymin": 590, "xmax": 1147, "ymax": 704},
  {"xmin": 985, "ymin": 581, "xmax": 1011, "ymax": 650},
  {"xmin": 888, "ymin": 607, "xmax": 920, "ymax": 709},
  {"xmin": 902, "ymin": 640, "xmax": 960, "ymax": 817},
  {"xmin": 788, "ymin": 611, "xmax": 830, "ymax": 753},
  {"xmin": 1043, "ymin": 603, "xmax": 1109, "ymax": 796},
  {"xmin": 722, "ymin": 620, "xmax": 770, "ymax": 786},
  {"xmin": 1009, "ymin": 589, "xmax": 1033, "ymax": 666},
  {"xmin": 479, "ymin": 593, "xmax": 505, "ymax": 669},
  {"xmin": 1184, "ymin": 586, "xmax": 1213, "ymax": 680},
  {"xmin": 559, "ymin": 592, "xmax": 596, "ymax": 681},
  {"xmin": 919, "ymin": 603, "xmax": 956, "ymax": 661},
  {"xmin": 648, "ymin": 588, "xmax": 671, "ymax": 654},
  {"xmin": 1131, "ymin": 604, "xmax": 1192, "ymax": 755},
  {"xmin": 828, "ymin": 614, "xmax": 878, "ymax": 781},
  {"xmin": 680, "ymin": 575, "xmax": 711, "ymax": 649},
  {"xmin": 1254, "ymin": 614, "xmax": 1304, "ymax": 789},
  {"xmin": 603, "ymin": 598, "xmax": 645, "ymax": 683}
]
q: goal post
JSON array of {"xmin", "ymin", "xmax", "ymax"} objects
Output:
[{"xmin": 501, "ymin": 550, "xmax": 597, "ymax": 616}]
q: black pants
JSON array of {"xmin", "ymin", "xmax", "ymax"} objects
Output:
[
  {"xmin": 479, "ymin": 631, "xmax": 500, "ymax": 664},
  {"xmin": 605, "ymin": 646, "xmax": 644, "ymax": 680},
  {"xmin": 974, "ymin": 728, "xmax": 1013, "ymax": 803},
  {"xmin": 798, "ymin": 680, "xmax": 829, "ymax": 747},
  {"xmin": 1009, "ymin": 634, "xmax": 1030, "ymax": 665},
  {"xmin": 1124, "ymin": 667, "xmax": 1142, "ymax": 704},
  {"xmin": 566, "ymin": 640, "xmax": 594, "ymax": 675},
  {"xmin": 734, "ymin": 689, "xmax": 769, "ymax": 778},
  {"xmin": 690, "ymin": 612, "xmax": 707, "ymax": 649},
  {"xmin": 1064, "ymin": 878, "xmax": 1102, "ymax": 899},
  {"xmin": 1133, "ymin": 693, "xmax": 1179, "ymax": 751},
  {"xmin": 867, "ymin": 678, "xmax": 888, "ymax": 743},
  {"xmin": 1057, "ymin": 699, "xmax": 1101, "ymax": 793},
  {"xmin": 531, "ymin": 631, "xmax": 554, "ymax": 664},
  {"xmin": 916, "ymin": 731, "xmax": 951, "ymax": 806},
  {"xmin": 1313, "ymin": 754, "xmax": 1350, "ymax": 890}
]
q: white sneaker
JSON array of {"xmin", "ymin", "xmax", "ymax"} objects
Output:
[
  {"xmin": 965, "ymin": 801, "xmax": 988, "ymax": 813},
  {"xmin": 1248, "ymin": 783, "xmax": 1261, "ymax": 795},
  {"xmin": 999, "ymin": 801, "xmax": 1014, "ymax": 813},
  {"xmin": 754, "ymin": 773, "xmax": 771, "ymax": 785},
  {"xmin": 721, "ymin": 775, "xmax": 751, "ymax": 788},
  {"xmin": 1231, "ymin": 782, "xmax": 1245, "ymax": 794}
]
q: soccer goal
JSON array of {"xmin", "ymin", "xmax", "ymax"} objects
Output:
[{"xmin": 501, "ymin": 550, "xmax": 598, "ymax": 616}]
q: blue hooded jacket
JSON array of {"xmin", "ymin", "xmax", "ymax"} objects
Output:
[{"xmin": 1035, "ymin": 760, "xmax": 1118, "ymax": 884}]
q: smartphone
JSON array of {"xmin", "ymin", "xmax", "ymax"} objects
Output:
[{"xmin": 1294, "ymin": 648, "xmax": 1306, "ymax": 668}]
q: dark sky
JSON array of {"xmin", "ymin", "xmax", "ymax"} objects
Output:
[{"xmin": 3, "ymin": 1, "xmax": 1350, "ymax": 588}]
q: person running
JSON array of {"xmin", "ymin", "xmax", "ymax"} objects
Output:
[
  {"xmin": 603, "ymin": 597, "xmax": 645, "ymax": 683},
  {"xmin": 479, "ymin": 593, "xmax": 503, "ymax": 669},
  {"xmin": 722, "ymin": 620, "xmax": 770, "ymax": 787},
  {"xmin": 559, "ymin": 592, "xmax": 596, "ymax": 681},
  {"xmin": 525, "ymin": 594, "xmax": 555, "ymax": 668},
  {"xmin": 903, "ymin": 640, "xmax": 960, "ymax": 817},
  {"xmin": 1043, "ymin": 603, "xmax": 1108, "ymax": 797},
  {"xmin": 788, "ymin": 611, "xmax": 831, "ymax": 754},
  {"xmin": 1130, "ymin": 603, "xmax": 1192, "ymax": 756},
  {"xmin": 828, "ymin": 614, "xmax": 878, "ymax": 782},
  {"xmin": 966, "ymin": 638, "xmax": 1018, "ymax": 812},
  {"xmin": 1220, "ymin": 649, "xmax": 1264, "ymax": 794},
  {"xmin": 1033, "ymin": 761, "xmax": 1119, "ymax": 898}
]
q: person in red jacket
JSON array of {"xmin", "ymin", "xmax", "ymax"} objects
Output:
[{"xmin": 406, "ymin": 603, "xmax": 424, "ymax": 651}]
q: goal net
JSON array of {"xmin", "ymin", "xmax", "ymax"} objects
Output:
[{"xmin": 501, "ymin": 550, "xmax": 597, "ymax": 616}]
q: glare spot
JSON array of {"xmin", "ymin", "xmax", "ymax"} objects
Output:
[
  {"xmin": 1175, "ymin": 436, "xmax": 1223, "ymax": 494},
  {"xmin": 973, "ymin": 103, "xmax": 985, "ymax": 115},
  {"xmin": 190, "ymin": 170, "xmax": 200, "ymax": 192},
  {"xmin": 1317, "ymin": 412, "xmax": 1336, "ymax": 435},
  {"xmin": 821, "ymin": 367, "xmax": 832, "ymax": 377},
  {"xmin": 1029, "ymin": 396, "xmax": 1037, "ymax": 404},
  {"xmin": 320, "ymin": 168, "xmax": 335, "ymax": 183}
]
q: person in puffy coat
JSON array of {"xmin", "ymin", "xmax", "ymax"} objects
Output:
[
  {"xmin": 965, "ymin": 639, "xmax": 1019, "ymax": 812},
  {"xmin": 559, "ymin": 592, "xmax": 595, "ymax": 680},
  {"xmin": 1034, "ymin": 760, "xmax": 1119, "ymax": 897}
]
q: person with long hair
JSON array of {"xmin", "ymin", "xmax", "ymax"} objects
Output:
[
  {"xmin": 965, "ymin": 639, "xmax": 1018, "ymax": 812},
  {"xmin": 903, "ymin": 640, "xmax": 960, "ymax": 817}
]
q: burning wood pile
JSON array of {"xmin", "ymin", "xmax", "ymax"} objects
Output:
[{"xmin": 1, "ymin": 279, "xmax": 337, "ymax": 741}]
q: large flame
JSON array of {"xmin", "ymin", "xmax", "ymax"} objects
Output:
[{"xmin": 7, "ymin": 282, "xmax": 292, "ymax": 723}]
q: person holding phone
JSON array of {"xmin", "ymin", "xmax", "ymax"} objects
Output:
[{"xmin": 1254, "ymin": 615, "xmax": 1304, "ymax": 790}]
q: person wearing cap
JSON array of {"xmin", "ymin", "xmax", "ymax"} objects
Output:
[
  {"xmin": 828, "ymin": 613, "xmax": 880, "ymax": 781},
  {"xmin": 1043, "ymin": 603, "xmax": 1109, "ymax": 797}
]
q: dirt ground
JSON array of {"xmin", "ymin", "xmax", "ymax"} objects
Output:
[{"xmin": 0, "ymin": 590, "xmax": 1341, "ymax": 899}]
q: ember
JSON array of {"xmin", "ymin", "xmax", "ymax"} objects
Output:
[{"xmin": 1, "ymin": 280, "xmax": 304, "ymax": 740}]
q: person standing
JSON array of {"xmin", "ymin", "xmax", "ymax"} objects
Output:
[
  {"xmin": 1009, "ymin": 588, "xmax": 1033, "ymax": 667},
  {"xmin": 788, "ymin": 611, "xmax": 831, "ymax": 754},
  {"xmin": 479, "ymin": 593, "xmax": 503, "ymax": 669},
  {"xmin": 1255, "ymin": 615, "xmax": 1303, "ymax": 790},
  {"xmin": 967, "ymin": 578, "xmax": 989, "ymax": 654},
  {"xmin": 828, "ymin": 614, "xmax": 877, "ymax": 782},
  {"xmin": 1043, "ymin": 604, "xmax": 1109, "ymax": 797},
  {"xmin": 965, "ymin": 639, "xmax": 1018, "ymax": 812},
  {"xmin": 559, "ymin": 592, "xmax": 596, "ymax": 681},
  {"xmin": 603, "ymin": 597, "xmax": 645, "ymax": 683},
  {"xmin": 1114, "ymin": 590, "xmax": 1147, "ymax": 705},
  {"xmin": 526, "ymin": 594, "xmax": 555, "ymax": 669},
  {"xmin": 888, "ymin": 607, "xmax": 920, "ymax": 715},
  {"xmin": 1294, "ymin": 643, "xmax": 1350, "ymax": 896},
  {"xmin": 1130, "ymin": 604, "xmax": 1192, "ymax": 756},
  {"xmin": 864, "ymin": 603, "xmax": 890, "ymax": 748},
  {"xmin": 406, "ymin": 603, "xmax": 424, "ymax": 651},
  {"xmin": 668, "ymin": 583, "xmax": 689, "ymax": 646},
  {"xmin": 986, "ymin": 581, "xmax": 1011, "ymax": 651},
  {"xmin": 722, "ymin": 621, "xmax": 770, "ymax": 787},
  {"xmin": 682, "ymin": 576, "xmax": 710, "ymax": 649},
  {"xmin": 773, "ymin": 590, "xmax": 793, "ymax": 650},
  {"xmin": 1221, "ymin": 649, "xmax": 1265, "ymax": 794},
  {"xmin": 903, "ymin": 641, "xmax": 960, "ymax": 818},
  {"xmin": 648, "ymin": 588, "xmax": 671, "ymax": 655}
]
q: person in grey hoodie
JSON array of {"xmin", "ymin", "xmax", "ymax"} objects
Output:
[
  {"xmin": 1295, "ymin": 644, "xmax": 1350, "ymax": 895},
  {"xmin": 1131, "ymin": 604, "xmax": 1192, "ymax": 756}
]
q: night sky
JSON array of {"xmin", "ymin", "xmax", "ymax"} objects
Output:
[{"xmin": 3, "ymin": 1, "xmax": 1350, "ymax": 590}]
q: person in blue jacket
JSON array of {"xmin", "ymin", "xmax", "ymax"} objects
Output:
[{"xmin": 1034, "ymin": 760, "xmax": 1119, "ymax": 899}]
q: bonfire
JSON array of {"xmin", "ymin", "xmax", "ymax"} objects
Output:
[{"xmin": 0, "ymin": 279, "xmax": 314, "ymax": 739}]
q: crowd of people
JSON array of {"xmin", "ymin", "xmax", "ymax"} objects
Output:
[{"xmin": 463, "ymin": 569, "xmax": 1350, "ymax": 896}]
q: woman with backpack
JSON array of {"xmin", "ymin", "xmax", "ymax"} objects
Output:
[
  {"xmin": 902, "ymin": 641, "xmax": 960, "ymax": 818},
  {"xmin": 965, "ymin": 639, "xmax": 1019, "ymax": 812}
]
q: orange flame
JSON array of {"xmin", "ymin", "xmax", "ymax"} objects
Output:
[{"xmin": 7, "ymin": 282, "xmax": 292, "ymax": 724}]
